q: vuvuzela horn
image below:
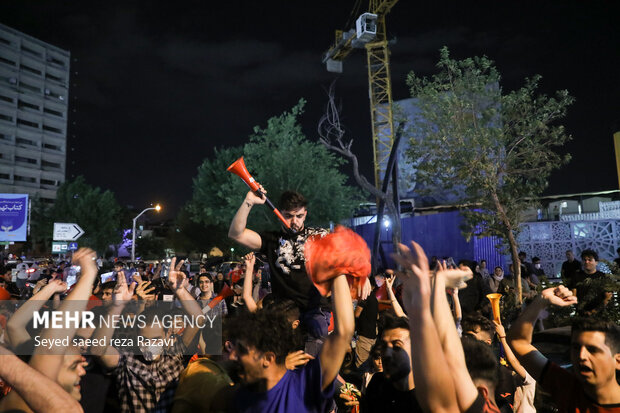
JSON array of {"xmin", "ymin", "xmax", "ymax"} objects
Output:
[
  {"xmin": 227, "ymin": 157, "xmax": 291, "ymax": 230},
  {"xmin": 486, "ymin": 293, "xmax": 502, "ymax": 323}
]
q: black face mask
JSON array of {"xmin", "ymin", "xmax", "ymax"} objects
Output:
[{"xmin": 382, "ymin": 346, "xmax": 411, "ymax": 382}]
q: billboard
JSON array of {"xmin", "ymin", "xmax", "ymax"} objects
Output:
[{"xmin": 0, "ymin": 194, "xmax": 29, "ymax": 242}]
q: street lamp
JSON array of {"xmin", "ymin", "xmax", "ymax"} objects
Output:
[{"xmin": 131, "ymin": 204, "xmax": 161, "ymax": 263}]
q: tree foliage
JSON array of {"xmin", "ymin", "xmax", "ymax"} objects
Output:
[
  {"xmin": 189, "ymin": 99, "xmax": 360, "ymax": 233},
  {"xmin": 51, "ymin": 176, "xmax": 123, "ymax": 254},
  {"xmin": 406, "ymin": 47, "xmax": 574, "ymax": 301},
  {"xmin": 28, "ymin": 197, "xmax": 54, "ymax": 254}
]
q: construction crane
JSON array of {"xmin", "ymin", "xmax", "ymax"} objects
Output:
[{"xmin": 322, "ymin": 0, "xmax": 399, "ymax": 189}]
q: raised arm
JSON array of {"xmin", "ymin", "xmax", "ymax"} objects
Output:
[
  {"xmin": 320, "ymin": 275, "xmax": 355, "ymax": 391},
  {"xmin": 29, "ymin": 248, "xmax": 98, "ymax": 379},
  {"xmin": 429, "ymin": 261, "xmax": 479, "ymax": 411},
  {"xmin": 493, "ymin": 321, "xmax": 527, "ymax": 380},
  {"xmin": 507, "ymin": 285, "xmax": 577, "ymax": 381},
  {"xmin": 167, "ymin": 258, "xmax": 204, "ymax": 348},
  {"xmin": 242, "ymin": 253, "xmax": 258, "ymax": 313},
  {"xmin": 0, "ymin": 346, "xmax": 83, "ymax": 413},
  {"xmin": 89, "ymin": 270, "xmax": 135, "ymax": 369},
  {"xmin": 385, "ymin": 272, "xmax": 407, "ymax": 318},
  {"xmin": 228, "ymin": 190, "xmax": 265, "ymax": 250},
  {"xmin": 392, "ymin": 243, "xmax": 459, "ymax": 413},
  {"xmin": 6, "ymin": 279, "xmax": 67, "ymax": 348}
]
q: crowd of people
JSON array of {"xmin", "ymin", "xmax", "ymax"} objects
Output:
[{"xmin": 0, "ymin": 189, "xmax": 617, "ymax": 413}]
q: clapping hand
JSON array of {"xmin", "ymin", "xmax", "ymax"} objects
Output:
[
  {"xmin": 71, "ymin": 248, "xmax": 97, "ymax": 274},
  {"xmin": 391, "ymin": 241, "xmax": 432, "ymax": 311},
  {"xmin": 541, "ymin": 285, "xmax": 577, "ymax": 307},
  {"xmin": 436, "ymin": 260, "xmax": 472, "ymax": 290}
]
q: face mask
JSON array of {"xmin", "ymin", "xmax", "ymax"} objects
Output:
[
  {"xmin": 534, "ymin": 264, "xmax": 541, "ymax": 269},
  {"xmin": 140, "ymin": 344, "xmax": 163, "ymax": 361},
  {"xmin": 382, "ymin": 346, "xmax": 411, "ymax": 382}
]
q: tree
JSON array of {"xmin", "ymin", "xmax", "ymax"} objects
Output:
[
  {"xmin": 134, "ymin": 234, "xmax": 166, "ymax": 261},
  {"xmin": 406, "ymin": 47, "xmax": 574, "ymax": 302},
  {"xmin": 318, "ymin": 82, "xmax": 406, "ymax": 270},
  {"xmin": 28, "ymin": 197, "xmax": 54, "ymax": 254},
  {"xmin": 52, "ymin": 176, "xmax": 123, "ymax": 255},
  {"xmin": 188, "ymin": 99, "xmax": 360, "ymax": 233},
  {"xmin": 168, "ymin": 208, "xmax": 234, "ymax": 258}
]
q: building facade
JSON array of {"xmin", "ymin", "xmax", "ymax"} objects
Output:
[{"xmin": 0, "ymin": 23, "xmax": 69, "ymax": 203}]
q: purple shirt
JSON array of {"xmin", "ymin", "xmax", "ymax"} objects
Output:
[{"xmin": 233, "ymin": 358, "xmax": 335, "ymax": 413}]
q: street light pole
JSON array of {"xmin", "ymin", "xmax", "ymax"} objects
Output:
[{"xmin": 131, "ymin": 204, "xmax": 161, "ymax": 263}]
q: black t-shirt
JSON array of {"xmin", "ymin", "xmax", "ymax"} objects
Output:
[
  {"xmin": 459, "ymin": 273, "xmax": 484, "ymax": 315},
  {"xmin": 571, "ymin": 270, "xmax": 608, "ymax": 311},
  {"xmin": 562, "ymin": 259, "xmax": 581, "ymax": 282},
  {"xmin": 362, "ymin": 372, "xmax": 423, "ymax": 413},
  {"xmin": 259, "ymin": 227, "xmax": 330, "ymax": 312},
  {"xmin": 356, "ymin": 294, "xmax": 378, "ymax": 339}
]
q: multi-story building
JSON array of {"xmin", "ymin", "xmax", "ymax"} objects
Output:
[{"xmin": 0, "ymin": 23, "xmax": 69, "ymax": 203}]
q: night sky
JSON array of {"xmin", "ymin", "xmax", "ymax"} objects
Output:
[{"xmin": 1, "ymin": 1, "xmax": 619, "ymax": 219}]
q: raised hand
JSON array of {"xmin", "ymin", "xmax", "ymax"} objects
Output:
[
  {"xmin": 244, "ymin": 185, "xmax": 267, "ymax": 206},
  {"xmin": 436, "ymin": 260, "xmax": 472, "ymax": 290},
  {"xmin": 391, "ymin": 241, "xmax": 432, "ymax": 312},
  {"xmin": 243, "ymin": 252, "xmax": 256, "ymax": 268},
  {"xmin": 493, "ymin": 320, "xmax": 506, "ymax": 338},
  {"xmin": 167, "ymin": 257, "xmax": 187, "ymax": 292},
  {"xmin": 32, "ymin": 278, "xmax": 48, "ymax": 295},
  {"xmin": 113, "ymin": 270, "xmax": 135, "ymax": 303},
  {"xmin": 357, "ymin": 277, "xmax": 372, "ymax": 300},
  {"xmin": 541, "ymin": 285, "xmax": 578, "ymax": 307},
  {"xmin": 71, "ymin": 248, "xmax": 97, "ymax": 274},
  {"xmin": 45, "ymin": 279, "xmax": 68, "ymax": 294},
  {"xmin": 135, "ymin": 281, "xmax": 156, "ymax": 301}
]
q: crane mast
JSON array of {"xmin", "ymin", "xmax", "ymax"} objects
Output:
[{"xmin": 323, "ymin": 0, "xmax": 399, "ymax": 188}]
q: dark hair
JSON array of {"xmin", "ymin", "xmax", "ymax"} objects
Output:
[
  {"xmin": 580, "ymin": 249, "xmax": 598, "ymax": 261},
  {"xmin": 370, "ymin": 341, "xmax": 384, "ymax": 360},
  {"xmin": 461, "ymin": 336, "xmax": 499, "ymax": 386},
  {"xmin": 261, "ymin": 297, "xmax": 300, "ymax": 324},
  {"xmin": 532, "ymin": 257, "xmax": 541, "ymax": 263},
  {"xmin": 518, "ymin": 251, "xmax": 526, "ymax": 258},
  {"xmin": 226, "ymin": 310, "xmax": 297, "ymax": 364},
  {"xmin": 101, "ymin": 281, "xmax": 116, "ymax": 291},
  {"xmin": 197, "ymin": 274, "xmax": 213, "ymax": 283},
  {"xmin": 380, "ymin": 313, "xmax": 409, "ymax": 334},
  {"xmin": 114, "ymin": 261, "xmax": 125, "ymax": 268},
  {"xmin": 572, "ymin": 318, "xmax": 620, "ymax": 353},
  {"xmin": 462, "ymin": 313, "xmax": 494, "ymax": 338},
  {"xmin": 278, "ymin": 191, "xmax": 307, "ymax": 211}
]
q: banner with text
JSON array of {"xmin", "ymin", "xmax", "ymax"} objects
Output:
[
  {"xmin": 2, "ymin": 300, "xmax": 223, "ymax": 356},
  {"xmin": 0, "ymin": 194, "xmax": 29, "ymax": 242}
]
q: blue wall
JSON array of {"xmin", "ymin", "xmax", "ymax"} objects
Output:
[{"xmin": 353, "ymin": 211, "xmax": 507, "ymax": 271}]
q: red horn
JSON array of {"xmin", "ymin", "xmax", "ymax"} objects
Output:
[
  {"xmin": 227, "ymin": 157, "xmax": 291, "ymax": 230},
  {"xmin": 227, "ymin": 157, "xmax": 260, "ymax": 192}
]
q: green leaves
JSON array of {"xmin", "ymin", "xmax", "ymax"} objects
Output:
[
  {"xmin": 189, "ymin": 99, "xmax": 360, "ymax": 233},
  {"xmin": 405, "ymin": 47, "xmax": 574, "ymax": 244},
  {"xmin": 51, "ymin": 176, "xmax": 123, "ymax": 254}
]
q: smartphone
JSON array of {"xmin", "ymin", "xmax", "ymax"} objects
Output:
[{"xmin": 100, "ymin": 271, "xmax": 115, "ymax": 283}]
